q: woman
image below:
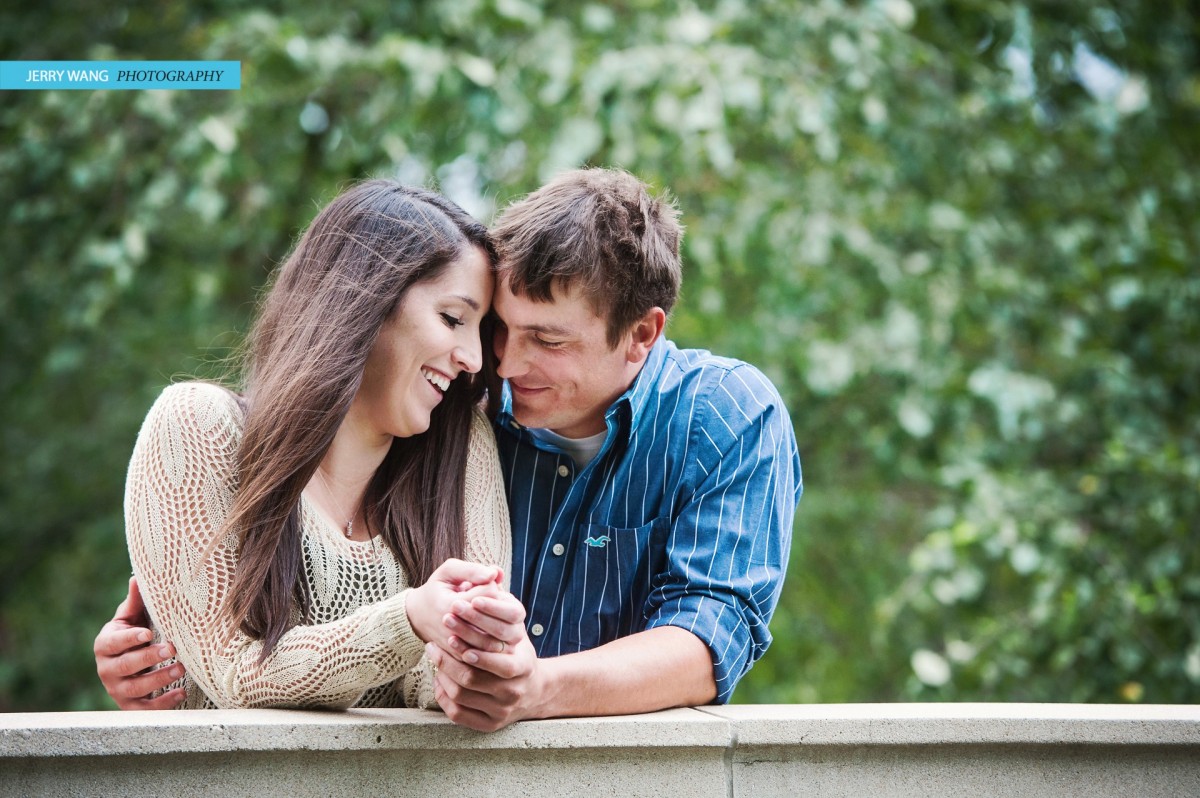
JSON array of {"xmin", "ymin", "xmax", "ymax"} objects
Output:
[{"xmin": 124, "ymin": 180, "xmax": 513, "ymax": 709}]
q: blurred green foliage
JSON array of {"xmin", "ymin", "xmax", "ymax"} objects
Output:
[{"xmin": 1, "ymin": 0, "xmax": 1196, "ymax": 711}]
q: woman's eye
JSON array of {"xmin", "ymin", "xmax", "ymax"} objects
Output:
[{"xmin": 440, "ymin": 312, "xmax": 464, "ymax": 328}]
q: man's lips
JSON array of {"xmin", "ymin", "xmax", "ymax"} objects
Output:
[{"xmin": 509, "ymin": 383, "xmax": 550, "ymax": 396}]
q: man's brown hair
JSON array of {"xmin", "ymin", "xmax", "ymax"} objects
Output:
[{"xmin": 491, "ymin": 168, "xmax": 683, "ymax": 347}]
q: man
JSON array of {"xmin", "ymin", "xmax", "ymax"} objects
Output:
[{"xmin": 95, "ymin": 168, "xmax": 803, "ymax": 729}]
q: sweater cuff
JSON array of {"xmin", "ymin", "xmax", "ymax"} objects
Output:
[{"xmin": 386, "ymin": 588, "xmax": 428, "ymax": 664}]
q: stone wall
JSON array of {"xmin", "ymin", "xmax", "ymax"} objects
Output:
[{"xmin": 2, "ymin": 704, "xmax": 1197, "ymax": 797}]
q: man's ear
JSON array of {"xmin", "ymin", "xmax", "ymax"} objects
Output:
[{"xmin": 625, "ymin": 307, "xmax": 666, "ymax": 364}]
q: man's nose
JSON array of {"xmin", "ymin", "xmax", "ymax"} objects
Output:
[{"xmin": 494, "ymin": 329, "xmax": 524, "ymax": 379}]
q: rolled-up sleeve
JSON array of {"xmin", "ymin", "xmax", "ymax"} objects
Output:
[{"xmin": 643, "ymin": 365, "xmax": 802, "ymax": 703}]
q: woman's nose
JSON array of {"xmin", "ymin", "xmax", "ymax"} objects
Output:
[{"xmin": 454, "ymin": 334, "xmax": 483, "ymax": 374}]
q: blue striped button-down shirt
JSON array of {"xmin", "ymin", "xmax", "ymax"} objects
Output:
[{"xmin": 494, "ymin": 337, "xmax": 803, "ymax": 702}]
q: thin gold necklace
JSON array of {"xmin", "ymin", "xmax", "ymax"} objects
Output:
[{"xmin": 314, "ymin": 466, "xmax": 361, "ymax": 539}]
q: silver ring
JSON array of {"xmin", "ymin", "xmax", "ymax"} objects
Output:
[{"xmin": 498, "ymin": 641, "xmax": 506, "ymax": 653}]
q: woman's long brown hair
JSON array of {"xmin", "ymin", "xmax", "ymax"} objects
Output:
[{"xmin": 220, "ymin": 180, "xmax": 495, "ymax": 657}]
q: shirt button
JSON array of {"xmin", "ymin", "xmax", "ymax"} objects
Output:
[
  {"xmin": 557, "ymin": 465, "xmax": 569, "ymax": 477},
  {"xmin": 552, "ymin": 543, "xmax": 565, "ymax": 556},
  {"xmin": 530, "ymin": 623, "xmax": 545, "ymax": 637}
]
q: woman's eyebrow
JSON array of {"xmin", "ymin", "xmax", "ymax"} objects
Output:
[{"xmin": 450, "ymin": 294, "xmax": 482, "ymax": 311}]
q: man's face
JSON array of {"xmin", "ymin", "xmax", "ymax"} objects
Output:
[{"xmin": 492, "ymin": 277, "xmax": 642, "ymax": 438}]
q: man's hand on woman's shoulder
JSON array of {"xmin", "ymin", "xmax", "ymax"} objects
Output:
[{"xmin": 94, "ymin": 577, "xmax": 186, "ymax": 710}]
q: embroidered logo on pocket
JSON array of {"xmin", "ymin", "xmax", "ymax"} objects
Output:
[{"xmin": 584, "ymin": 535, "xmax": 611, "ymax": 548}]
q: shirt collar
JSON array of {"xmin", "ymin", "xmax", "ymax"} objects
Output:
[
  {"xmin": 496, "ymin": 380, "xmax": 516, "ymax": 427},
  {"xmin": 605, "ymin": 336, "xmax": 669, "ymax": 434}
]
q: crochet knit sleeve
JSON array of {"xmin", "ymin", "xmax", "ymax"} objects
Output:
[
  {"xmin": 402, "ymin": 405, "xmax": 513, "ymax": 709},
  {"xmin": 125, "ymin": 382, "xmax": 425, "ymax": 709},
  {"xmin": 461, "ymin": 406, "xmax": 512, "ymax": 578}
]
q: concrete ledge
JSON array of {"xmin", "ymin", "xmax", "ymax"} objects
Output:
[
  {"xmin": 0, "ymin": 706, "xmax": 728, "ymax": 756},
  {"xmin": 706, "ymin": 704, "xmax": 1200, "ymax": 798},
  {"xmin": 0, "ymin": 708, "xmax": 732, "ymax": 798},
  {"xmin": 2, "ymin": 704, "xmax": 1198, "ymax": 798},
  {"xmin": 700, "ymin": 702, "xmax": 1200, "ymax": 746}
]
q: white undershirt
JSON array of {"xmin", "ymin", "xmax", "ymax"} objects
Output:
[{"xmin": 529, "ymin": 426, "xmax": 607, "ymax": 469}]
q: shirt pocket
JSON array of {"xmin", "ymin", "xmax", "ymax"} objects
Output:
[{"xmin": 561, "ymin": 517, "xmax": 670, "ymax": 650}]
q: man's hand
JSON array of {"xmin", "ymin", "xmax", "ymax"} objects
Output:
[
  {"xmin": 427, "ymin": 632, "xmax": 544, "ymax": 732},
  {"xmin": 94, "ymin": 577, "xmax": 185, "ymax": 710},
  {"xmin": 430, "ymin": 604, "xmax": 718, "ymax": 732},
  {"xmin": 427, "ymin": 593, "xmax": 545, "ymax": 732}
]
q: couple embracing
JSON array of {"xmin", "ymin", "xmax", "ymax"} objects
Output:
[{"xmin": 96, "ymin": 167, "xmax": 802, "ymax": 732}]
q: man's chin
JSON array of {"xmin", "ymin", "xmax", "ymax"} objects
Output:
[{"xmin": 510, "ymin": 405, "xmax": 549, "ymax": 430}]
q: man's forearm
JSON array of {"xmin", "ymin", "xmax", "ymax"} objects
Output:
[{"xmin": 532, "ymin": 625, "xmax": 716, "ymax": 719}]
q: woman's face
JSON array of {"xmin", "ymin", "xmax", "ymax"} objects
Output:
[{"xmin": 352, "ymin": 244, "xmax": 493, "ymax": 440}]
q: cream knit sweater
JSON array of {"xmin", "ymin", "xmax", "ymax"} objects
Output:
[{"xmin": 124, "ymin": 382, "xmax": 511, "ymax": 709}]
